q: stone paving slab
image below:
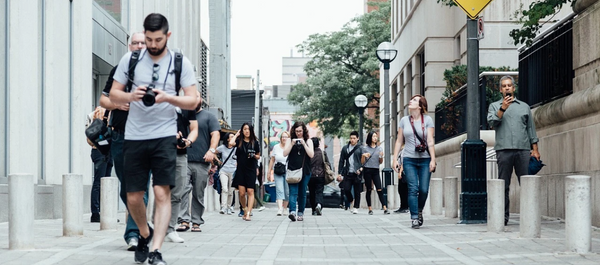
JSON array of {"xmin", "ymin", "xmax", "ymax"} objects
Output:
[{"xmin": 1, "ymin": 205, "xmax": 600, "ymax": 264}]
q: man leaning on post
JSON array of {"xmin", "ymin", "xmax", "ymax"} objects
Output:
[{"xmin": 487, "ymin": 75, "xmax": 541, "ymax": 226}]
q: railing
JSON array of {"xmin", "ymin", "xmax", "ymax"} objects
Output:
[
  {"xmin": 518, "ymin": 13, "xmax": 574, "ymax": 107},
  {"xmin": 435, "ymin": 72, "xmax": 518, "ymax": 143}
]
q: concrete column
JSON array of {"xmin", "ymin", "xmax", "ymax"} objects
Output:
[
  {"xmin": 9, "ymin": 174, "xmax": 35, "ymax": 250},
  {"xmin": 62, "ymin": 174, "xmax": 83, "ymax": 236},
  {"xmin": 565, "ymin": 175, "xmax": 591, "ymax": 253},
  {"xmin": 520, "ymin": 175, "xmax": 541, "ymax": 238},
  {"xmin": 387, "ymin": 185, "xmax": 395, "ymax": 209},
  {"xmin": 100, "ymin": 177, "xmax": 119, "ymax": 230},
  {"xmin": 444, "ymin": 176, "xmax": 458, "ymax": 218},
  {"xmin": 430, "ymin": 178, "xmax": 443, "ymax": 215},
  {"xmin": 487, "ymin": 179, "xmax": 504, "ymax": 233}
]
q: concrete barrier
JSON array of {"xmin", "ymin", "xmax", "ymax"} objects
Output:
[
  {"xmin": 520, "ymin": 175, "xmax": 541, "ymax": 238},
  {"xmin": 565, "ymin": 175, "xmax": 591, "ymax": 253},
  {"xmin": 9, "ymin": 174, "xmax": 35, "ymax": 250},
  {"xmin": 444, "ymin": 176, "xmax": 458, "ymax": 218},
  {"xmin": 487, "ymin": 179, "xmax": 504, "ymax": 232},
  {"xmin": 100, "ymin": 177, "xmax": 119, "ymax": 230},
  {"xmin": 62, "ymin": 174, "xmax": 83, "ymax": 236},
  {"xmin": 430, "ymin": 178, "xmax": 443, "ymax": 215}
]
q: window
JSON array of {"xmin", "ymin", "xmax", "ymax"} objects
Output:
[
  {"xmin": 94, "ymin": 0, "xmax": 122, "ymax": 23},
  {"xmin": 419, "ymin": 50, "xmax": 425, "ymax": 95}
]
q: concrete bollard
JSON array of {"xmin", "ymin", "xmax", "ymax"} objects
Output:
[
  {"xmin": 9, "ymin": 174, "xmax": 35, "ymax": 250},
  {"xmin": 444, "ymin": 176, "xmax": 458, "ymax": 218},
  {"xmin": 430, "ymin": 178, "xmax": 443, "ymax": 215},
  {"xmin": 520, "ymin": 175, "xmax": 541, "ymax": 238},
  {"xmin": 487, "ymin": 179, "xmax": 504, "ymax": 233},
  {"xmin": 565, "ymin": 175, "xmax": 591, "ymax": 253},
  {"xmin": 100, "ymin": 177, "xmax": 119, "ymax": 230},
  {"xmin": 62, "ymin": 174, "xmax": 83, "ymax": 236},
  {"xmin": 387, "ymin": 185, "xmax": 394, "ymax": 210}
]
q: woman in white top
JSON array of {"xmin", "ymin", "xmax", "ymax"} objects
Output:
[
  {"xmin": 216, "ymin": 132, "xmax": 237, "ymax": 214},
  {"xmin": 267, "ymin": 131, "xmax": 290, "ymax": 216}
]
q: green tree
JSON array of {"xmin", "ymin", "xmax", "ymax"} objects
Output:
[
  {"xmin": 437, "ymin": 0, "xmax": 576, "ymax": 46},
  {"xmin": 288, "ymin": 1, "xmax": 390, "ymax": 137}
]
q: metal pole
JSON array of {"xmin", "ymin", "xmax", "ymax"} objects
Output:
[
  {"xmin": 358, "ymin": 108, "xmax": 364, "ymax": 143},
  {"xmin": 466, "ymin": 18, "xmax": 479, "ymax": 140},
  {"xmin": 254, "ymin": 70, "xmax": 260, "ymax": 136},
  {"xmin": 383, "ymin": 63, "xmax": 391, "ymax": 168}
]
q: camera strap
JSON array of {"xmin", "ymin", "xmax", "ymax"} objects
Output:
[{"xmin": 410, "ymin": 114, "xmax": 430, "ymax": 156}]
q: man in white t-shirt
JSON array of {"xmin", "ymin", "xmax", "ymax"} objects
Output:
[{"xmin": 109, "ymin": 13, "xmax": 198, "ymax": 265}]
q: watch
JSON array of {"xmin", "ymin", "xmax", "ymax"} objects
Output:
[
  {"xmin": 499, "ymin": 107, "xmax": 506, "ymax": 112},
  {"xmin": 209, "ymin": 148, "xmax": 216, "ymax": 153}
]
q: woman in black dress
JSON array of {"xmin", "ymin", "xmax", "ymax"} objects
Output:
[
  {"xmin": 230, "ymin": 123, "xmax": 261, "ymax": 221},
  {"xmin": 283, "ymin": 121, "xmax": 314, "ymax": 221}
]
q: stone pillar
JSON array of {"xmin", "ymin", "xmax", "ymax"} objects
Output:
[
  {"xmin": 387, "ymin": 184, "xmax": 395, "ymax": 210},
  {"xmin": 100, "ymin": 177, "xmax": 119, "ymax": 230},
  {"xmin": 62, "ymin": 174, "xmax": 83, "ymax": 236},
  {"xmin": 520, "ymin": 175, "xmax": 541, "ymax": 238},
  {"xmin": 430, "ymin": 178, "xmax": 443, "ymax": 215},
  {"xmin": 487, "ymin": 179, "xmax": 504, "ymax": 233},
  {"xmin": 9, "ymin": 174, "xmax": 35, "ymax": 250},
  {"xmin": 444, "ymin": 176, "xmax": 458, "ymax": 218},
  {"xmin": 565, "ymin": 175, "xmax": 591, "ymax": 253}
]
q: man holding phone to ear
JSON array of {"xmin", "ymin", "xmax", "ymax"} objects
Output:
[{"xmin": 487, "ymin": 75, "xmax": 540, "ymax": 226}]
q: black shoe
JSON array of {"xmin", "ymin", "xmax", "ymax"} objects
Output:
[
  {"xmin": 90, "ymin": 213, "xmax": 100, "ymax": 223},
  {"xmin": 411, "ymin": 219, "xmax": 420, "ymax": 229},
  {"xmin": 399, "ymin": 209, "xmax": 409, "ymax": 213},
  {"xmin": 418, "ymin": 211, "xmax": 424, "ymax": 226},
  {"xmin": 135, "ymin": 225, "xmax": 153, "ymax": 264},
  {"xmin": 368, "ymin": 210, "xmax": 373, "ymax": 215},
  {"xmin": 505, "ymin": 219, "xmax": 509, "ymax": 226},
  {"xmin": 384, "ymin": 209, "xmax": 390, "ymax": 215},
  {"xmin": 148, "ymin": 249, "xmax": 167, "ymax": 265},
  {"xmin": 316, "ymin": 203, "xmax": 322, "ymax": 216},
  {"xmin": 312, "ymin": 211, "xmax": 316, "ymax": 216},
  {"xmin": 288, "ymin": 212, "xmax": 296, "ymax": 222}
]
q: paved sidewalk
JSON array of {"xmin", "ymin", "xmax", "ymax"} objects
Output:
[{"xmin": 1, "ymin": 205, "xmax": 600, "ymax": 264}]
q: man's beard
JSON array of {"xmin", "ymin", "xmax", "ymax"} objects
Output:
[{"xmin": 148, "ymin": 41, "xmax": 167, "ymax": 56}]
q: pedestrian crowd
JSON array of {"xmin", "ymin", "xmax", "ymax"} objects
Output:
[{"xmin": 84, "ymin": 13, "xmax": 540, "ymax": 265}]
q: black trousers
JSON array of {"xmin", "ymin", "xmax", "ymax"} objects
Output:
[
  {"xmin": 343, "ymin": 173, "xmax": 362, "ymax": 208},
  {"xmin": 363, "ymin": 168, "xmax": 385, "ymax": 207},
  {"xmin": 398, "ymin": 176, "xmax": 409, "ymax": 210},
  {"xmin": 308, "ymin": 177, "xmax": 324, "ymax": 211},
  {"xmin": 496, "ymin": 150, "xmax": 529, "ymax": 221}
]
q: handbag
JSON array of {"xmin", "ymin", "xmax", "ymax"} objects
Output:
[
  {"xmin": 286, "ymin": 155, "xmax": 305, "ymax": 184},
  {"xmin": 274, "ymin": 162, "xmax": 286, "ymax": 175},
  {"xmin": 85, "ymin": 109, "xmax": 112, "ymax": 155},
  {"xmin": 322, "ymin": 151, "xmax": 335, "ymax": 185}
]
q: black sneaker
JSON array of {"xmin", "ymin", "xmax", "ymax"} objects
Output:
[
  {"xmin": 90, "ymin": 213, "xmax": 100, "ymax": 223},
  {"xmin": 411, "ymin": 219, "xmax": 420, "ymax": 229},
  {"xmin": 288, "ymin": 212, "xmax": 296, "ymax": 222},
  {"xmin": 134, "ymin": 225, "xmax": 153, "ymax": 264},
  {"xmin": 418, "ymin": 211, "xmax": 424, "ymax": 226},
  {"xmin": 148, "ymin": 249, "xmax": 167, "ymax": 265},
  {"xmin": 384, "ymin": 209, "xmax": 390, "ymax": 215},
  {"xmin": 368, "ymin": 210, "xmax": 373, "ymax": 215},
  {"xmin": 315, "ymin": 203, "xmax": 322, "ymax": 216}
]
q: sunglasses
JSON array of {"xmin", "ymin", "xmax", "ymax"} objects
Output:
[{"xmin": 152, "ymin": 64, "xmax": 160, "ymax": 82}]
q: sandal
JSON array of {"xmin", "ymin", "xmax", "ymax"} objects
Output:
[
  {"xmin": 176, "ymin": 222, "xmax": 190, "ymax": 232},
  {"xmin": 190, "ymin": 225, "xmax": 201, "ymax": 232},
  {"xmin": 244, "ymin": 214, "xmax": 251, "ymax": 221}
]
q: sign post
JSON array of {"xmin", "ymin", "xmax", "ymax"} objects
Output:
[{"xmin": 453, "ymin": 0, "xmax": 493, "ymax": 224}]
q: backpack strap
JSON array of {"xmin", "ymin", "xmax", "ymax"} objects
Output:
[
  {"xmin": 126, "ymin": 50, "xmax": 141, "ymax": 92},
  {"xmin": 174, "ymin": 52, "xmax": 183, "ymax": 94}
]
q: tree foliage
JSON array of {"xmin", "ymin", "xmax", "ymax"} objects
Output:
[
  {"xmin": 437, "ymin": 0, "xmax": 576, "ymax": 46},
  {"xmin": 288, "ymin": 1, "xmax": 391, "ymax": 137}
]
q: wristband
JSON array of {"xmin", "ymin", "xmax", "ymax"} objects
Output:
[{"xmin": 499, "ymin": 107, "xmax": 506, "ymax": 112}]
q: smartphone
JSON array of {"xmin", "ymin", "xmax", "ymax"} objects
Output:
[{"xmin": 505, "ymin": 92, "xmax": 512, "ymax": 98}]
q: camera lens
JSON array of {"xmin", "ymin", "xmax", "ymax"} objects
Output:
[
  {"xmin": 295, "ymin": 140, "xmax": 301, "ymax": 146},
  {"xmin": 142, "ymin": 84, "xmax": 156, "ymax": 106},
  {"xmin": 177, "ymin": 138, "xmax": 186, "ymax": 148}
]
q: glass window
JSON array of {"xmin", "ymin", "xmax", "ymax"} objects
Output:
[{"xmin": 94, "ymin": 0, "xmax": 122, "ymax": 23}]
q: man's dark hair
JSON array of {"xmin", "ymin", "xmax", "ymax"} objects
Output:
[
  {"xmin": 143, "ymin": 13, "xmax": 169, "ymax": 34},
  {"xmin": 350, "ymin": 131, "xmax": 359, "ymax": 138},
  {"xmin": 311, "ymin": 137, "xmax": 320, "ymax": 149}
]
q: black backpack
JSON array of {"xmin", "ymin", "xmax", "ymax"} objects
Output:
[{"xmin": 126, "ymin": 50, "xmax": 184, "ymax": 93}]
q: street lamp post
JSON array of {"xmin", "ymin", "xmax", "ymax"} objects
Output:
[
  {"xmin": 354, "ymin": 95, "xmax": 368, "ymax": 143},
  {"xmin": 376, "ymin": 41, "xmax": 397, "ymax": 208}
]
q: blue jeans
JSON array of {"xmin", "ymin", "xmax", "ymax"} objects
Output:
[
  {"xmin": 288, "ymin": 172, "xmax": 311, "ymax": 216},
  {"xmin": 274, "ymin": 173, "xmax": 289, "ymax": 201},
  {"xmin": 111, "ymin": 130, "xmax": 147, "ymax": 241},
  {"xmin": 403, "ymin": 157, "xmax": 432, "ymax": 219},
  {"xmin": 91, "ymin": 149, "xmax": 112, "ymax": 213}
]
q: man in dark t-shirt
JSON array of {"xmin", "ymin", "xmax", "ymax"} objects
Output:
[{"xmin": 99, "ymin": 32, "xmax": 146, "ymax": 251}]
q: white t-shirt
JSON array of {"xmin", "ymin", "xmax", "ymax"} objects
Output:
[
  {"xmin": 270, "ymin": 144, "xmax": 288, "ymax": 164},
  {"xmin": 113, "ymin": 49, "xmax": 197, "ymax": 140}
]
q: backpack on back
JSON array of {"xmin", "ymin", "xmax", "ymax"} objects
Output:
[{"xmin": 126, "ymin": 50, "xmax": 184, "ymax": 94}]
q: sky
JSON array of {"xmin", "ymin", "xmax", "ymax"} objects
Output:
[{"xmin": 230, "ymin": 0, "xmax": 365, "ymax": 87}]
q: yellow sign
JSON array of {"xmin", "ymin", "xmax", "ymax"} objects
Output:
[{"xmin": 452, "ymin": 0, "xmax": 493, "ymax": 19}]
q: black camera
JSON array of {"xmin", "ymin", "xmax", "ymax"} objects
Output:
[
  {"xmin": 295, "ymin": 140, "xmax": 302, "ymax": 146},
  {"xmin": 415, "ymin": 144, "xmax": 427, "ymax": 153},
  {"xmin": 247, "ymin": 149, "xmax": 256, "ymax": 158},
  {"xmin": 177, "ymin": 138, "xmax": 187, "ymax": 148},
  {"xmin": 142, "ymin": 84, "xmax": 156, "ymax": 106}
]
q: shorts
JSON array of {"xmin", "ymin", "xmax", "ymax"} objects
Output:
[{"xmin": 123, "ymin": 136, "xmax": 177, "ymax": 192}]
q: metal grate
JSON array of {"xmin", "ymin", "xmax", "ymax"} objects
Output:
[{"xmin": 200, "ymin": 40, "xmax": 209, "ymax": 109}]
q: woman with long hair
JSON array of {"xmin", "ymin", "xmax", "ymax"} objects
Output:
[
  {"xmin": 230, "ymin": 123, "xmax": 261, "ymax": 221},
  {"xmin": 283, "ymin": 121, "xmax": 314, "ymax": 221},
  {"xmin": 392, "ymin": 95, "xmax": 436, "ymax": 229},
  {"xmin": 267, "ymin": 131, "xmax": 290, "ymax": 216},
  {"xmin": 216, "ymin": 132, "xmax": 237, "ymax": 215},
  {"xmin": 361, "ymin": 131, "xmax": 390, "ymax": 215}
]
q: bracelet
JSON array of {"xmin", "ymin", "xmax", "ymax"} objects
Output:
[{"xmin": 499, "ymin": 107, "xmax": 506, "ymax": 112}]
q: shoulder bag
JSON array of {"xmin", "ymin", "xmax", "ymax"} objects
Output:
[
  {"xmin": 322, "ymin": 151, "xmax": 335, "ymax": 185},
  {"xmin": 286, "ymin": 152, "xmax": 305, "ymax": 184}
]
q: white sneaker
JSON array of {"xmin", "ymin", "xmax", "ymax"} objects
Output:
[
  {"xmin": 258, "ymin": 206, "xmax": 266, "ymax": 211},
  {"xmin": 227, "ymin": 208, "xmax": 233, "ymax": 215},
  {"xmin": 219, "ymin": 207, "xmax": 226, "ymax": 214},
  {"xmin": 165, "ymin": 231, "xmax": 185, "ymax": 243},
  {"xmin": 277, "ymin": 208, "xmax": 283, "ymax": 216},
  {"xmin": 351, "ymin": 208, "xmax": 358, "ymax": 214}
]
